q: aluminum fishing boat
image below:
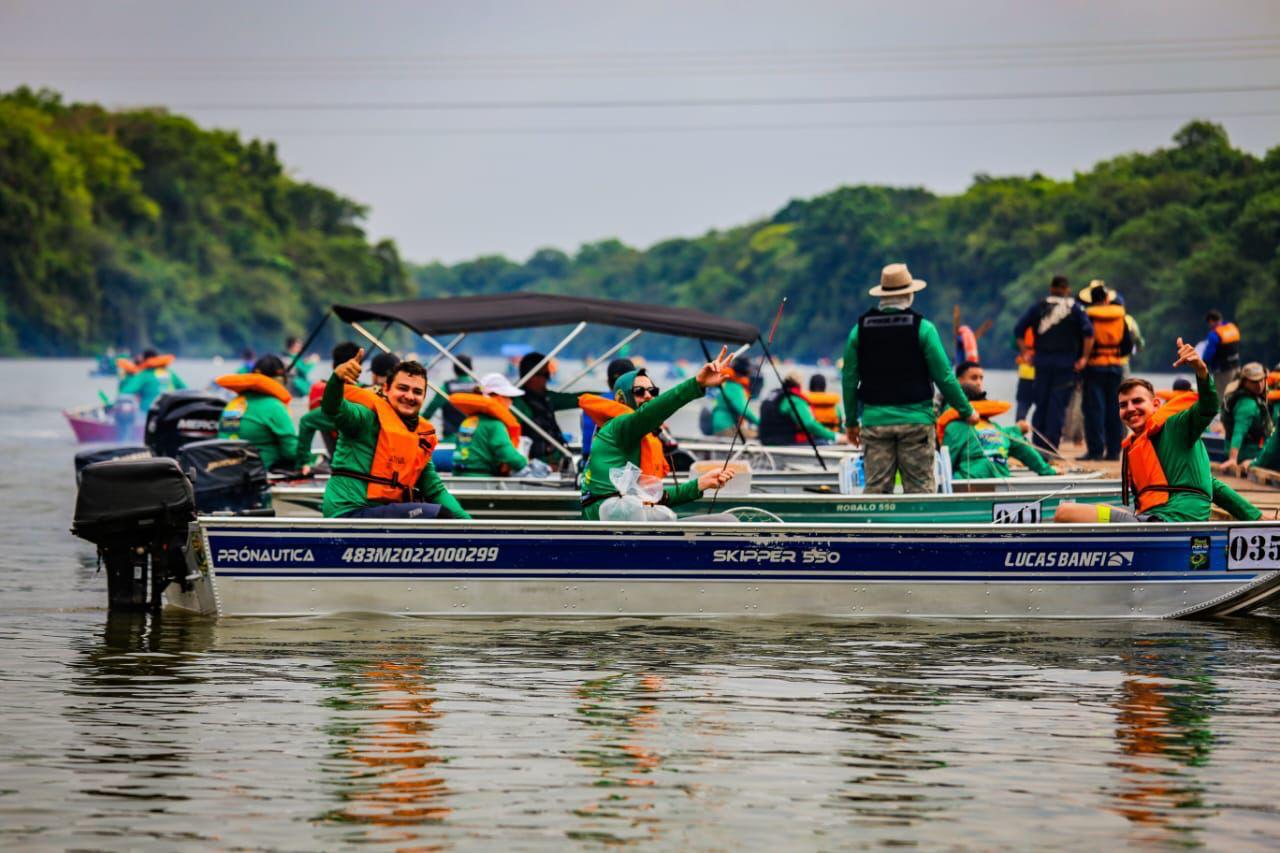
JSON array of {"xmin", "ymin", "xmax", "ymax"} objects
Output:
[{"xmin": 162, "ymin": 516, "xmax": 1280, "ymax": 619}]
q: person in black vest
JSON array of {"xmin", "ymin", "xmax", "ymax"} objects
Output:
[
  {"xmin": 841, "ymin": 263, "xmax": 976, "ymax": 493},
  {"xmin": 1013, "ymin": 275, "xmax": 1094, "ymax": 452},
  {"xmin": 511, "ymin": 351, "xmax": 580, "ymax": 468},
  {"xmin": 758, "ymin": 373, "xmax": 843, "ymax": 445},
  {"xmin": 422, "ymin": 354, "xmax": 479, "ymax": 440}
]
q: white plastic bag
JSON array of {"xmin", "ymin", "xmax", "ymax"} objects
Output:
[{"xmin": 598, "ymin": 462, "xmax": 677, "ymax": 522}]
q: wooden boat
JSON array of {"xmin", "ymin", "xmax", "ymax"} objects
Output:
[
  {"xmin": 270, "ymin": 483, "xmax": 1117, "ymax": 524},
  {"xmin": 157, "ymin": 515, "xmax": 1280, "ymax": 619}
]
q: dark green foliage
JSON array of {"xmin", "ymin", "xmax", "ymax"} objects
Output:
[
  {"xmin": 409, "ymin": 122, "xmax": 1279, "ymax": 368},
  {"xmin": 0, "ymin": 87, "xmax": 410, "ymax": 355}
]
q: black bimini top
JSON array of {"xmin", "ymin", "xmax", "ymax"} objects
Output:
[{"xmin": 332, "ymin": 292, "xmax": 759, "ymax": 344}]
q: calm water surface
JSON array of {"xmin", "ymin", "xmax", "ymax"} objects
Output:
[{"xmin": 3, "ymin": 359, "xmax": 1280, "ymax": 849}]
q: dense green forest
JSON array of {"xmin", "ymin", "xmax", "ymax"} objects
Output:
[
  {"xmin": 0, "ymin": 87, "xmax": 409, "ymax": 355},
  {"xmin": 3, "ymin": 86, "xmax": 1278, "ymax": 367}
]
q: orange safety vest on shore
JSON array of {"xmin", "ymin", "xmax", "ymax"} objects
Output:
[
  {"xmin": 935, "ymin": 399, "xmax": 1012, "ymax": 445},
  {"xmin": 578, "ymin": 394, "xmax": 670, "ymax": 478},
  {"xmin": 215, "ymin": 372, "xmax": 292, "ymax": 403},
  {"xmin": 1016, "ymin": 328, "xmax": 1035, "ymax": 380},
  {"xmin": 448, "ymin": 393, "xmax": 522, "ymax": 445},
  {"xmin": 1120, "ymin": 392, "xmax": 1206, "ymax": 513},
  {"xmin": 1086, "ymin": 304, "xmax": 1128, "ymax": 367},
  {"xmin": 806, "ymin": 391, "xmax": 842, "ymax": 430}
]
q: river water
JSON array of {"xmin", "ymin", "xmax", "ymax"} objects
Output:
[{"xmin": 3, "ymin": 359, "xmax": 1280, "ymax": 849}]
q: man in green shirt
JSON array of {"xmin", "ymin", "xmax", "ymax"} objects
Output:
[
  {"xmin": 941, "ymin": 361, "xmax": 1056, "ymax": 479},
  {"xmin": 118, "ymin": 350, "xmax": 187, "ymax": 414},
  {"xmin": 1056, "ymin": 337, "xmax": 1220, "ymax": 523},
  {"xmin": 581, "ymin": 351, "xmax": 736, "ymax": 520},
  {"xmin": 708, "ymin": 356, "xmax": 759, "ymax": 437},
  {"xmin": 511, "ymin": 351, "xmax": 580, "ymax": 468},
  {"xmin": 842, "ymin": 263, "xmax": 977, "ymax": 493},
  {"xmin": 453, "ymin": 373, "xmax": 530, "ymax": 476},
  {"xmin": 216, "ymin": 355, "xmax": 298, "ymax": 471},
  {"xmin": 758, "ymin": 373, "xmax": 845, "ymax": 445},
  {"xmin": 1222, "ymin": 362, "xmax": 1273, "ymax": 475},
  {"xmin": 320, "ymin": 350, "xmax": 468, "ymax": 520}
]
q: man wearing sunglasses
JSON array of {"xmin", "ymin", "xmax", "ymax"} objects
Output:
[{"xmin": 580, "ymin": 347, "xmax": 737, "ymax": 520}]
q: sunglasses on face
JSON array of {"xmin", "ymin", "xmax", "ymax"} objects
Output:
[{"xmin": 632, "ymin": 385, "xmax": 659, "ymax": 399}]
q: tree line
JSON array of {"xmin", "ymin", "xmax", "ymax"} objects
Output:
[{"xmin": 3, "ymin": 86, "xmax": 1277, "ymax": 369}]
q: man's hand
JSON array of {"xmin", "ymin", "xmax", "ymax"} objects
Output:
[
  {"xmin": 697, "ymin": 468, "xmax": 736, "ymax": 492},
  {"xmin": 335, "ymin": 348, "xmax": 364, "ymax": 384},
  {"xmin": 1016, "ymin": 420, "xmax": 1031, "ymax": 436},
  {"xmin": 835, "ymin": 432, "xmax": 851, "ymax": 445},
  {"xmin": 965, "ymin": 411, "xmax": 981, "ymax": 425},
  {"xmin": 846, "ymin": 425, "xmax": 861, "ymax": 447},
  {"xmin": 696, "ymin": 345, "xmax": 732, "ymax": 388},
  {"xmin": 1172, "ymin": 336, "xmax": 1208, "ymax": 379},
  {"xmin": 300, "ymin": 464, "xmax": 312, "ymax": 477},
  {"xmin": 1073, "ymin": 357, "xmax": 1087, "ymax": 373}
]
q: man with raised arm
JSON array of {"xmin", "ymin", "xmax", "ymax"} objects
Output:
[
  {"xmin": 580, "ymin": 347, "xmax": 737, "ymax": 520},
  {"xmin": 320, "ymin": 348, "xmax": 469, "ymax": 520}
]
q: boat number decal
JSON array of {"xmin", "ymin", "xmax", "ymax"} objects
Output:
[
  {"xmin": 340, "ymin": 546, "xmax": 500, "ymax": 564},
  {"xmin": 1226, "ymin": 527, "xmax": 1280, "ymax": 570},
  {"xmin": 992, "ymin": 501, "xmax": 1042, "ymax": 524},
  {"xmin": 713, "ymin": 548, "xmax": 840, "ymax": 565}
]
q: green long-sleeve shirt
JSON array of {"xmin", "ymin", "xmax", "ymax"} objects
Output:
[
  {"xmin": 582, "ymin": 377, "xmax": 705, "ymax": 520},
  {"xmin": 1138, "ymin": 373, "xmax": 1218, "ymax": 522},
  {"xmin": 779, "ymin": 393, "xmax": 838, "ymax": 441},
  {"xmin": 1254, "ymin": 426, "xmax": 1280, "ymax": 471},
  {"xmin": 319, "ymin": 373, "xmax": 469, "ymax": 519},
  {"xmin": 218, "ymin": 391, "xmax": 298, "ymax": 470},
  {"xmin": 454, "ymin": 415, "xmax": 529, "ymax": 476},
  {"xmin": 942, "ymin": 419, "xmax": 1054, "ymax": 479},
  {"xmin": 710, "ymin": 381, "xmax": 759, "ymax": 432},
  {"xmin": 1228, "ymin": 395, "xmax": 1266, "ymax": 462},
  {"xmin": 841, "ymin": 311, "xmax": 975, "ymax": 426},
  {"xmin": 295, "ymin": 406, "xmax": 335, "ymax": 468},
  {"xmin": 119, "ymin": 366, "xmax": 187, "ymax": 414},
  {"xmin": 1211, "ymin": 478, "xmax": 1261, "ymax": 520}
]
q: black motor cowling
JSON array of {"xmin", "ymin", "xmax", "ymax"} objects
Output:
[
  {"xmin": 73, "ymin": 445, "xmax": 152, "ymax": 485},
  {"xmin": 72, "ymin": 458, "xmax": 196, "ymax": 610},
  {"xmin": 145, "ymin": 390, "xmax": 226, "ymax": 458},
  {"xmin": 176, "ymin": 439, "xmax": 270, "ymax": 513}
]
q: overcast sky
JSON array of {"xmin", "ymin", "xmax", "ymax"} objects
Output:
[{"xmin": 2, "ymin": 0, "xmax": 1277, "ymax": 264}]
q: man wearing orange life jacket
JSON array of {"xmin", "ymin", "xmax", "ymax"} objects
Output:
[
  {"xmin": 320, "ymin": 348, "xmax": 468, "ymax": 520},
  {"xmin": 940, "ymin": 361, "xmax": 1055, "ymax": 479},
  {"xmin": 216, "ymin": 355, "xmax": 299, "ymax": 471},
  {"xmin": 807, "ymin": 374, "xmax": 844, "ymax": 432},
  {"xmin": 452, "ymin": 373, "xmax": 530, "ymax": 477},
  {"xmin": 1079, "ymin": 281, "xmax": 1133, "ymax": 461},
  {"xmin": 118, "ymin": 349, "xmax": 187, "ymax": 414},
  {"xmin": 1055, "ymin": 337, "xmax": 1218, "ymax": 524},
  {"xmin": 1202, "ymin": 309, "xmax": 1241, "ymax": 406}
]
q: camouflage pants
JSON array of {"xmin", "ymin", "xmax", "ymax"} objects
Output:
[{"xmin": 862, "ymin": 423, "xmax": 936, "ymax": 494}]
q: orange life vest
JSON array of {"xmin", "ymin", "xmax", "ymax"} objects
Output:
[
  {"xmin": 1016, "ymin": 328, "xmax": 1036, "ymax": 379},
  {"xmin": 578, "ymin": 394, "xmax": 671, "ymax": 478},
  {"xmin": 806, "ymin": 390, "xmax": 841, "ymax": 430},
  {"xmin": 956, "ymin": 325, "xmax": 980, "ymax": 363},
  {"xmin": 1270, "ymin": 389, "xmax": 1280, "ymax": 404},
  {"xmin": 449, "ymin": 393, "xmax": 522, "ymax": 445},
  {"xmin": 936, "ymin": 399, "xmax": 1012, "ymax": 445},
  {"xmin": 1216, "ymin": 322, "xmax": 1240, "ymax": 344},
  {"xmin": 351, "ymin": 396, "xmax": 438, "ymax": 502},
  {"xmin": 1086, "ymin": 304, "xmax": 1128, "ymax": 367},
  {"xmin": 215, "ymin": 373, "xmax": 291, "ymax": 403},
  {"xmin": 1120, "ymin": 392, "xmax": 1206, "ymax": 513},
  {"xmin": 116, "ymin": 357, "xmax": 139, "ymax": 375}
]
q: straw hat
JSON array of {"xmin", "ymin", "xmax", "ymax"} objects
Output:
[
  {"xmin": 1241, "ymin": 362, "xmax": 1266, "ymax": 382},
  {"xmin": 869, "ymin": 263, "xmax": 927, "ymax": 297},
  {"xmin": 1078, "ymin": 279, "xmax": 1118, "ymax": 304}
]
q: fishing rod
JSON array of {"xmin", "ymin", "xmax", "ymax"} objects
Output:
[{"xmin": 711, "ymin": 299, "xmax": 796, "ymax": 510}]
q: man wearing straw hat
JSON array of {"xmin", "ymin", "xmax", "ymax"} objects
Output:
[{"xmin": 842, "ymin": 263, "xmax": 977, "ymax": 494}]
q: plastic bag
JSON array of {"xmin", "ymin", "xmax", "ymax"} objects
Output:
[{"xmin": 598, "ymin": 462, "xmax": 676, "ymax": 522}]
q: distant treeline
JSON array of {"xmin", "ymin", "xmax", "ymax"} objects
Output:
[
  {"xmin": 414, "ymin": 120, "xmax": 1280, "ymax": 368},
  {"xmin": 0, "ymin": 87, "xmax": 410, "ymax": 356},
  {"xmin": 4, "ymin": 85, "xmax": 1278, "ymax": 368}
]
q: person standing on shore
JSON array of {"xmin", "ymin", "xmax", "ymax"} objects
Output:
[
  {"xmin": 1078, "ymin": 280, "xmax": 1131, "ymax": 461},
  {"xmin": 1201, "ymin": 309, "xmax": 1242, "ymax": 405},
  {"xmin": 842, "ymin": 263, "xmax": 976, "ymax": 494},
  {"xmin": 1013, "ymin": 275, "xmax": 1094, "ymax": 452}
]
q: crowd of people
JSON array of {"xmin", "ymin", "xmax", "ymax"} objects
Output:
[{"xmin": 105, "ymin": 262, "xmax": 1277, "ymax": 525}]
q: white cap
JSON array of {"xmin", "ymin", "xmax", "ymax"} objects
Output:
[{"xmin": 479, "ymin": 372, "xmax": 525, "ymax": 397}]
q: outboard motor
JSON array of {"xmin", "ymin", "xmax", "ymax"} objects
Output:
[
  {"xmin": 176, "ymin": 439, "xmax": 271, "ymax": 513},
  {"xmin": 145, "ymin": 390, "xmax": 225, "ymax": 458},
  {"xmin": 74, "ymin": 445, "xmax": 152, "ymax": 485},
  {"xmin": 72, "ymin": 458, "xmax": 196, "ymax": 610}
]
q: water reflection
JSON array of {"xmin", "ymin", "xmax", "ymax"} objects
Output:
[{"xmin": 320, "ymin": 655, "xmax": 451, "ymax": 845}]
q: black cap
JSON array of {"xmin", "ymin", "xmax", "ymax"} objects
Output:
[
  {"xmin": 253, "ymin": 354, "xmax": 286, "ymax": 378},
  {"xmin": 454, "ymin": 354, "xmax": 473, "ymax": 376}
]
